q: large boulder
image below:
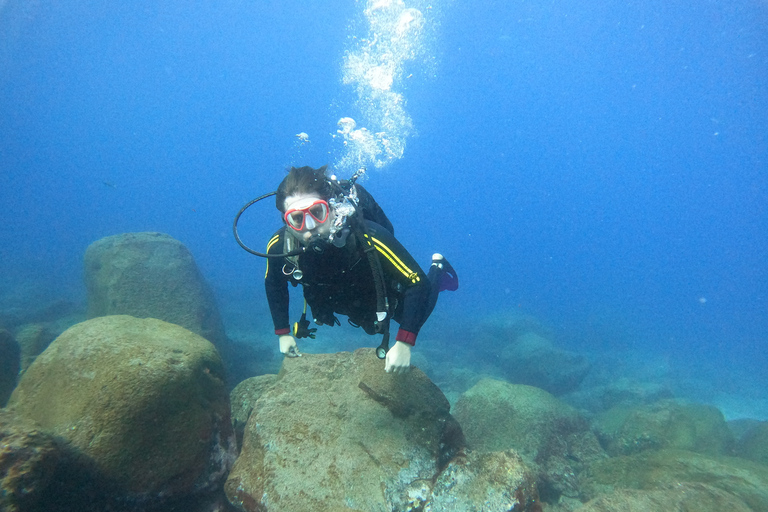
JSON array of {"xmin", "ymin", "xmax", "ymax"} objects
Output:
[
  {"xmin": 13, "ymin": 323, "xmax": 56, "ymax": 373},
  {"xmin": 735, "ymin": 421, "xmax": 768, "ymax": 467},
  {"xmin": 452, "ymin": 378, "xmax": 605, "ymax": 502},
  {"xmin": 581, "ymin": 448, "xmax": 768, "ymax": 510},
  {"xmin": 425, "ymin": 450, "xmax": 541, "ymax": 512},
  {"xmin": 227, "ymin": 348, "xmax": 516, "ymax": 512},
  {"xmin": 0, "ymin": 328, "xmax": 20, "ymax": 406},
  {"xmin": 577, "ymin": 483, "xmax": 753, "ymax": 512},
  {"xmin": 500, "ymin": 332, "xmax": 591, "ymax": 395},
  {"xmin": 593, "ymin": 399, "xmax": 734, "ymax": 457},
  {"xmin": 84, "ymin": 232, "xmax": 226, "ymax": 345},
  {"xmin": 229, "ymin": 373, "xmax": 278, "ymax": 450},
  {"xmin": 7, "ymin": 315, "xmax": 236, "ymax": 505},
  {"xmin": 0, "ymin": 408, "xmax": 118, "ymax": 512},
  {"xmin": 1, "ymin": 408, "xmax": 72, "ymax": 512}
]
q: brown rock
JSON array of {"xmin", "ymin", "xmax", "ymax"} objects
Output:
[
  {"xmin": 225, "ymin": 348, "xmax": 464, "ymax": 512},
  {"xmin": 13, "ymin": 323, "xmax": 55, "ymax": 372},
  {"xmin": 453, "ymin": 378, "xmax": 606, "ymax": 502},
  {"xmin": 426, "ymin": 450, "xmax": 541, "ymax": 512},
  {"xmin": 84, "ymin": 232, "xmax": 226, "ymax": 346},
  {"xmin": 0, "ymin": 328, "xmax": 20, "ymax": 406},
  {"xmin": 8, "ymin": 315, "xmax": 236, "ymax": 503},
  {"xmin": 593, "ymin": 399, "xmax": 734, "ymax": 457},
  {"xmin": 578, "ymin": 483, "xmax": 752, "ymax": 512}
]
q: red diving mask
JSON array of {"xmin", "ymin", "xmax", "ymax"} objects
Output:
[{"xmin": 284, "ymin": 199, "xmax": 330, "ymax": 231}]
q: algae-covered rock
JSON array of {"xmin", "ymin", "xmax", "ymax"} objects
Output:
[
  {"xmin": 582, "ymin": 448, "xmax": 768, "ymax": 511},
  {"xmin": 8, "ymin": 315, "xmax": 236, "ymax": 503},
  {"xmin": 225, "ymin": 348, "xmax": 466, "ymax": 512},
  {"xmin": 453, "ymin": 378, "xmax": 605, "ymax": 502},
  {"xmin": 593, "ymin": 399, "xmax": 734, "ymax": 457},
  {"xmin": 13, "ymin": 323, "xmax": 56, "ymax": 372},
  {"xmin": 565, "ymin": 377, "xmax": 675, "ymax": 414},
  {"xmin": 425, "ymin": 450, "xmax": 541, "ymax": 512},
  {"xmin": 0, "ymin": 408, "xmax": 116, "ymax": 512},
  {"xmin": 500, "ymin": 332, "xmax": 591, "ymax": 396},
  {"xmin": 735, "ymin": 421, "xmax": 768, "ymax": 467},
  {"xmin": 1, "ymin": 408, "xmax": 61, "ymax": 512},
  {"xmin": 577, "ymin": 483, "xmax": 753, "ymax": 512},
  {"xmin": 229, "ymin": 373, "xmax": 278, "ymax": 450},
  {"xmin": 0, "ymin": 329, "xmax": 20, "ymax": 406},
  {"xmin": 84, "ymin": 232, "xmax": 226, "ymax": 345}
]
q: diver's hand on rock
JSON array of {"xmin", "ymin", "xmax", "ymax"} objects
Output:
[
  {"xmin": 279, "ymin": 334, "xmax": 301, "ymax": 357},
  {"xmin": 385, "ymin": 341, "xmax": 411, "ymax": 374}
]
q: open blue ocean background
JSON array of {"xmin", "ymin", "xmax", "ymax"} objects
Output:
[{"xmin": 2, "ymin": 1, "xmax": 766, "ymax": 418}]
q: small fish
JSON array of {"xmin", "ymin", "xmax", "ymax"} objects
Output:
[{"xmin": 102, "ymin": 181, "xmax": 117, "ymax": 189}]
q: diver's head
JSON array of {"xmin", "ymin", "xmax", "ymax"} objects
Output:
[
  {"xmin": 277, "ymin": 166, "xmax": 335, "ymax": 246},
  {"xmin": 276, "ymin": 165, "xmax": 356, "ymax": 248},
  {"xmin": 275, "ymin": 165, "xmax": 333, "ymax": 213}
]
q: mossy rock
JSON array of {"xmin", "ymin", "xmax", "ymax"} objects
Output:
[
  {"xmin": 13, "ymin": 323, "xmax": 56, "ymax": 372},
  {"xmin": 0, "ymin": 328, "xmax": 20, "ymax": 407},
  {"xmin": 577, "ymin": 483, "xmax": 753, "ymax": 512},
  {"xmin": 8, "ymin": 315, "xmax": 235, "ymax": 499},
  {"xmin": 84, "ymin": 232, "xmax": 226, "ymax": 346},
  {"xmin": 593, "ymin": 399, "xmax": 734, "ymax": 456},
  {"xmin": 453, "ymin": 378, "xmax": 591, "ymax": 456},
  {"xmin": 225, "ymin": 349, "xmax": 464, "ymax": 512},
  {"xmin": 582, "ymin": 448, "xmax": 768, "ymax": 511},
  {"xmin": 453, "ymin": 378, "xmax": 605, "ymax": 501},
  {"xmin": 735, "ymin": 421, "xmax": 768, "ymax": 467},
  {"xmin": 229, "ymin": 373, "xmax": 278, "ymax": 450},
  {"xmin": 499, "ymin": 332, "xmax": 591, "ymax": 396}
]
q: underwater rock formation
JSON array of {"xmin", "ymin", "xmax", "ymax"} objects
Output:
[
  {"xmin": 226, "ymin": 349, "xmax": 541, "ymax": 512},
  {"xmin": 426, "ymin": 449, "xmax": 541, "ymax": 512},
  {"xmin": 1, "ymin": 409, "xmax": 73, "ymax": 512},
  {"xmin": 0, "ymin": 408, "xmax": 125, "ymax": 512},
  {"xmin": 0, "ymin": 329, "xmax": 20, "ymax": 406},
  {"xmin": 84, "ymin": 232, "xmax": 226, "ymax": 346},
  {"xmin": 7, "ymin": 315, "xmax": 237, "ymax": 507},
  {"xmin": 13, "ymin": 322, "xmax": 56, "ymax": 372},
  {"xmin": 735, "ymin": 421, "xmax": 768, "ymax": 467},
  {"xmin": 577, "ymin": 483, "xmax": 754, "ymax": 512},
  {"xmin": 226, "ymin": 348, "xmax": 539, "ymax": 512},
  {"xmin": 229, "ymin": 373, "xmax": 278, "ymax": 450},
  {"xmin": 592, "ymin": 399, "xmax": 734, "ymax": 457},
  {"xmin": 581, "ymin": 448, "xmax": 768, "ymax": 511},
  {"xmin": 564, "ymin": 376, "xmax": 675, "ymax": 414},
  {"xmin": 453, "ymin": 378, "xmax": 605, "ymax": 503},
  {"xmin": 500, "ymin": 332, "xmax": 591, "ymax": 396}
]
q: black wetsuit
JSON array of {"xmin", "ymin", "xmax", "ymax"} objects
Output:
[{"xmin": 265, "ymin": 220, "xmax": 440, "ymax": 346}]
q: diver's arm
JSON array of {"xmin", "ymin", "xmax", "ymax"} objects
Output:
[
  {"xmin": 395, "ymin": 283, "xmax": 430, "ymax": 344},
  {"xmin": 265, "ymin": 230, "xmax": 299, "ymax": 356}
]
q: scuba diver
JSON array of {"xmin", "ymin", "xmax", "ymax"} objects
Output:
[{"xmin": 236, "ymin": 165, "xmax": 458, "ymax": 373}]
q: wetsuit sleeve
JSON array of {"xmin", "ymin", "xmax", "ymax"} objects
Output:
[
  {"xmin": 264, "ymin": 230, "xmax": 291, "ymax": 335},
  {"xmin": 365, "ymin": 222, "xmax": 431, "ymax": 346}
]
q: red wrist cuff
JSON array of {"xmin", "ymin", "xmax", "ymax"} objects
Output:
[
  {"xmin": 395, "ymin": 328, "xmax": 417, "ymax": 346},
  {"xmin": 275, "ymin": 328, "xmax": 290, "ymax": 335}
]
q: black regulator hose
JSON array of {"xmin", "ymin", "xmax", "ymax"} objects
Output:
[{"xmin": 233, "ymin": 191, "xmax": 305, "ymax": 258}]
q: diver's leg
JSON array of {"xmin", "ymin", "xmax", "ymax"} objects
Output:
[{"xmin": 424, "ymin": 253, "xmax": 458, "ymax": 319}]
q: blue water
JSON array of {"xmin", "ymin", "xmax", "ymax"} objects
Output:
[{"xmin": 1, "ymin": 1, "xmax": 766, "ymax": 416}]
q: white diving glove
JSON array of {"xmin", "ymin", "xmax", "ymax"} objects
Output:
[
  {"xmin": 385, "ymin": 341, "xmax": 412, "ymax": 374},
  {"xmin": 278, "ymin": 334, "xmax": 301, "ymax": 357}
]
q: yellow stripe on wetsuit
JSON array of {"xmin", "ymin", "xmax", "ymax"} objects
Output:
[
  {"xmin": 368, "ymin": 235, "xmax": 421, "ymax": 284},
  {"xmin": 265, "ymin": 234, "xmax": 281, "ymax": 277}
]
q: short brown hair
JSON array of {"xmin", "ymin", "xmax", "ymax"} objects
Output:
[{"xmin": 275, "ymin": 165, "xmax": 333, "ymax": 212}]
